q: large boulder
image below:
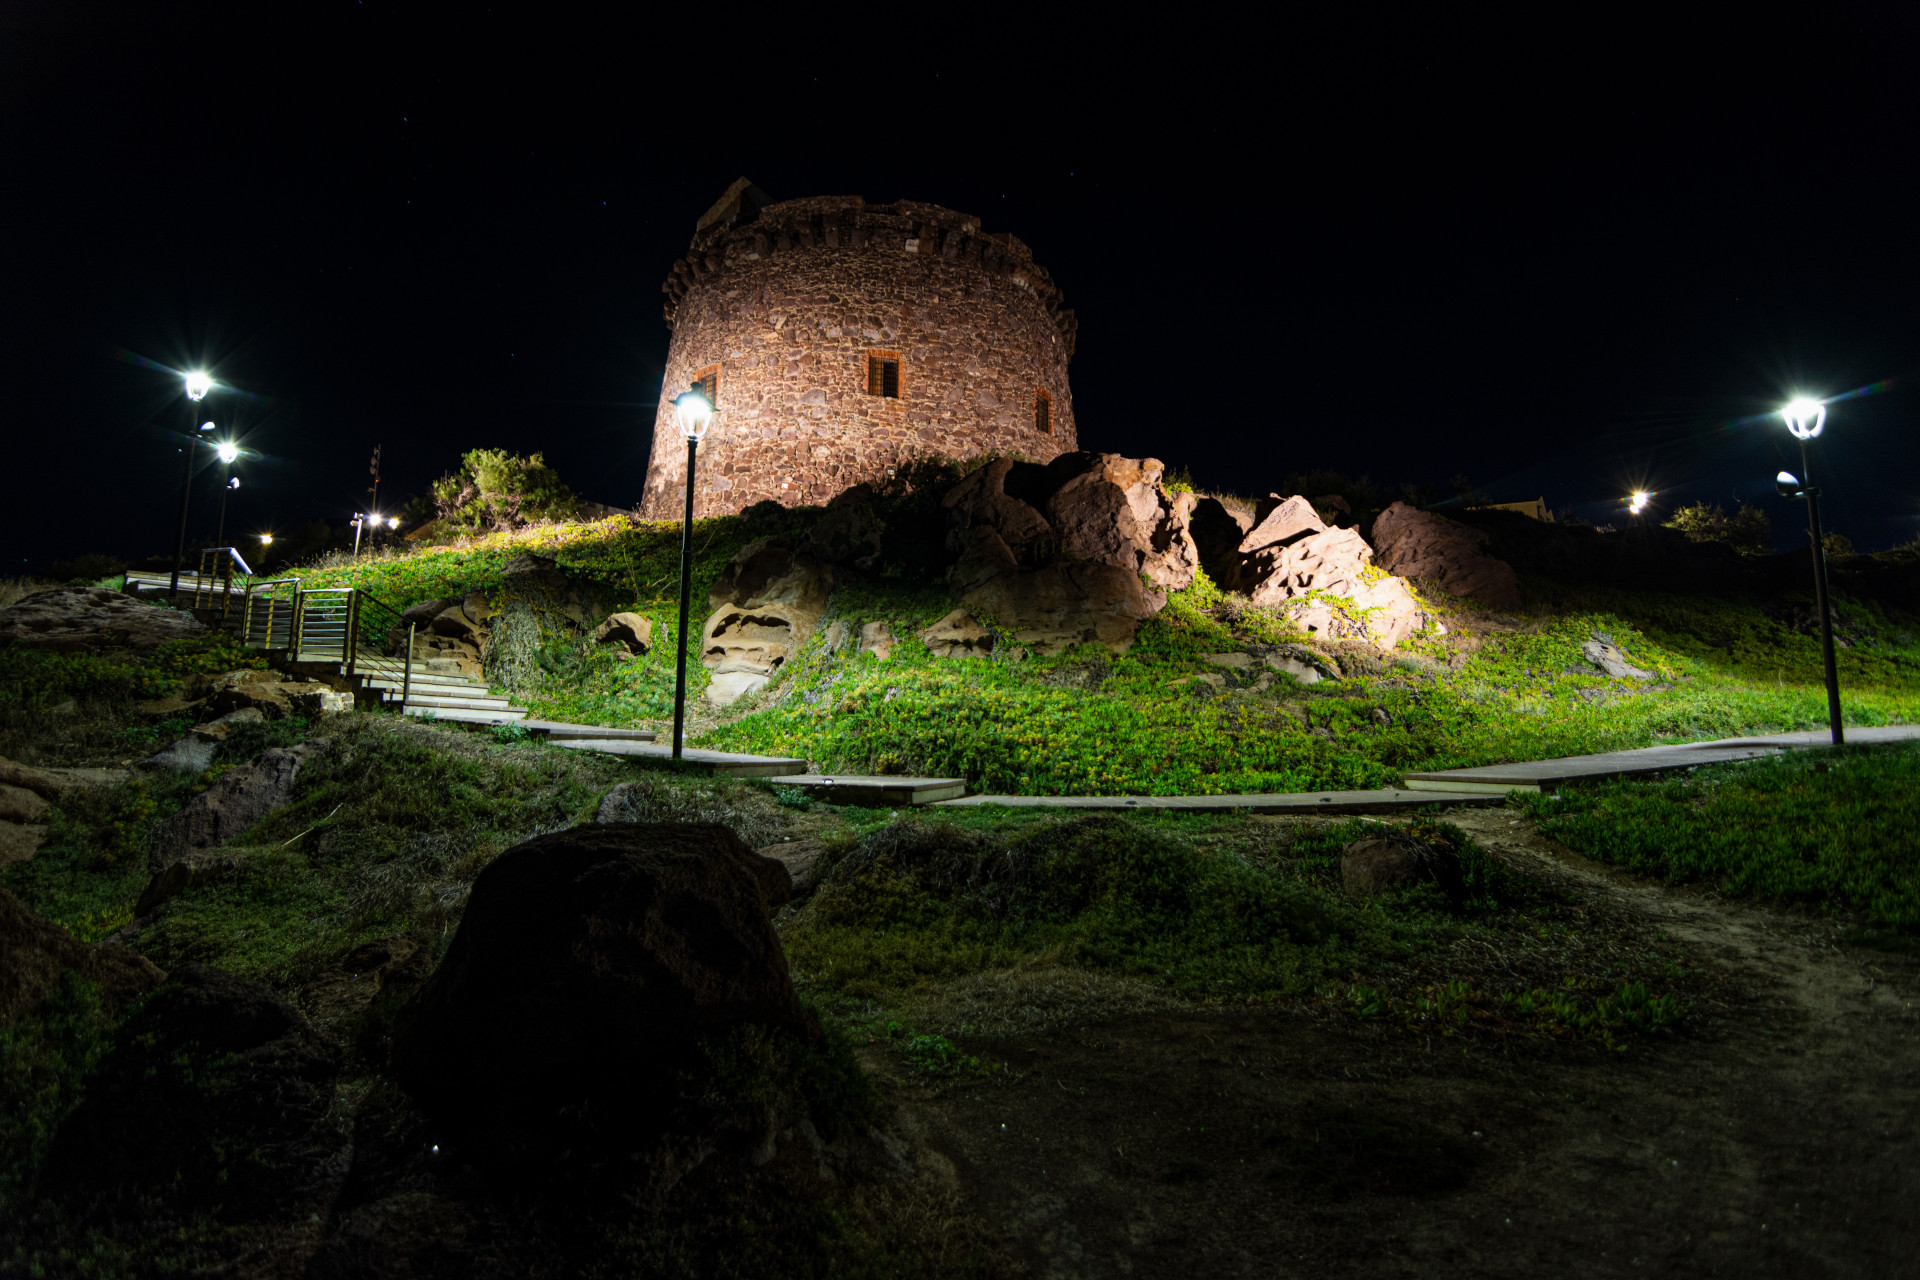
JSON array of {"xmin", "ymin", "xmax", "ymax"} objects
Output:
[
  {"xmin": 1042, "ymin": 453, "xmax": 1198, "ymax": 596},
  {"xmin": 941, "ymin": 458, "xmax": 1054, "ymax": 564},
  {"xmin": 0, "ymin": 887, "xmax": 165, "ymax": 1022},
  {"xmin": 39, "ymin": 964, "xmax": 349, "ymax": 1223},
  {"xmin": 0, "ymin": 586, "xmax": 208, "ymax": 652},
  {"xmin": 388, "ymin": 823, "xmax": 813, "ymax": 1167},
  {"xmin": 1370, "ymin": 502, "xmax": 1522, "ymax": 609},
  {"xmin": 962, "ymin": 561, "xmax": 1157, "ymax": 656},
  {"xmin": 701, "ymin": 540, "xmax": 835, "ymax": 706},
  {"xmin": 147, "ymin": 742, "xmax": 324, "ymax": 872}
]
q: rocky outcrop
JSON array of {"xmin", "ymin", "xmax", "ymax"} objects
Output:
[
  {"xmin": 701, "ymin": 540, "xmax": 835, "ymax": 706},
  {"xmin": 1581, "ymin": 633, "xmax": 1654, "ymax": 679},
  {"xmin": 590, "ymin": 611, "xmax": 653, "ymax": 653},
  {"xmin": 935, "ymin": 453, "xmax": 1193, "ymax": 654},
  {"xmin": 1, "ymin": 887, "xmax": 166, "ymax": 1021},
  {"xmin": 1370, "ymin": 502, "xmax": 1522, "ymax": 609},
  {"xmin": 1198, "ymin": 494, "xmax": 1436, "ymax": 651},
  {"xmin": 0, "ymin": 586, "xmax": 208, "ymax": 652},
  {"xmin": 961, "ymin": 561, "xmax": 1157, "ymax": 656},
  {"xmin": 1043, "ymin": 453, "xmax": 1199, "ymax": 598},
  {"xmin": 204, "ymin": 669, "xmax": 351, "ymax": 719},
  {"xmin": 389, "ymin": 823, "xmax": 812, "ymax": 1170},
  {"xmin": 918, "ymin": 608, "xmax": 997, "ymax": 659},
  {"xmin": 39, "ymin": 964, "xmax": 349, "ymax": 1224},
  {"xmin": 148, "ymin": 743, "xmax": 324, "ymax": 871}
]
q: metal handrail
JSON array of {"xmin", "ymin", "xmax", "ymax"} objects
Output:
[
  {"xmin": 192, "ymin": 546, "xmax": 254, "ymax": 615},
  {"xmin": 231, "ymin": 580, "xmax": 420, "ymax": 712},
  {"xmin": 240, "ymin": 578, "xmax": 300, "ymax": 650}
]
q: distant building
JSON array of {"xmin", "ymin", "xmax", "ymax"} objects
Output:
[
  {"xmin": 1473, "ymin": 497, "xmax": 1553, "ymax": 522},
  {"xmin": 640, "ymin": 179, "xmax": 1079, "ymax": 519}
]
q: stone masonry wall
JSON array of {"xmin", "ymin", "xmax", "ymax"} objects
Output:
[{"xmin": 639, "ymin": 191, "xmax": 1079, "ymax": 519}]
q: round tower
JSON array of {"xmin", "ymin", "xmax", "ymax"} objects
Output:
[{"xmin": 639, "ymin": 179, "xmax": 1079, "ymax": 519}]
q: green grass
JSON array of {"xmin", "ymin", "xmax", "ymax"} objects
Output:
[
  {"xmin": 265, "ymin": 476, "xmax": 1920, "ymax": 799},
  {"xmin": 1518, "ymin": 742, "xmax": 1920, "ymax": 929},
  {"xmin": 794, "ymin": 811, "xmax": 1563, "ymax": 1002}
]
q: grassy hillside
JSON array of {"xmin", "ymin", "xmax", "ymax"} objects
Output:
[{"xmin": 294, "ymin": 497, "xmax": 1920, "ymax": 796}]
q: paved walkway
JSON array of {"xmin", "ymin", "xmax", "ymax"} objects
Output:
[
  {"xmin": 1403, "ymin": 725, "xmax": 1920, "ymax": 794},
  {"xmin": 938, "ymin": 788, "xmax": 1500, "ymax": 814}
]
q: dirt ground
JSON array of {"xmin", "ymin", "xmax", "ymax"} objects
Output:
[{"xmin": 882, "ymin": 807, "xmax": 1920, "ymax": 1279}]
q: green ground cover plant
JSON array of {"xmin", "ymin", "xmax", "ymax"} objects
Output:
[
  {"xmin": 781, "ymin": 809, "xmax": 1685, "ymax": 1051},
  {"xmin": 1518, "ymin": 742, "xmax": 1920, "ymax": 929},
  {"xmin": 266, "ymin": 472, "xmax": 1919, "ymax": 800}
]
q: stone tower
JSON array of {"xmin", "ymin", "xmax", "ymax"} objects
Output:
[{"xmin": 639, "ymin": 179, "xmax": 1079, "ymax": 519}]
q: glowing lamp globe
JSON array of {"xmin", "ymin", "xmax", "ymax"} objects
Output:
[
  {"xmin": 1628, "ymin": 491, "xmax": 1651, "ymax": 515},
  {"xmin": 184, "ymin": 371, "xmax": 214, "ymax": 401},
  {"xmin": 673, "ymin": 382, "xmax": 715, "ymax": 441},
  {"xmin": 387, "ymin": 517, "xmax": 400, "ymax": 529},
  {"xmin": 216, "ymin": 441, "xmax": 241, "ymax": 464},
  {"xmin": 1782, "ymin": 397, "xmax": 1826, "ymax": 440}
]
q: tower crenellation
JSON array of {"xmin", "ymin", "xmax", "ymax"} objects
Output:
[{"xmin": 640, "ymin": 179, "xmax": 1079, "ymax": 519}]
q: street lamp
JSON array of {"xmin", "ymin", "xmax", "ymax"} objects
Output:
[
  {"xmin": 669, "ymin": 380, "xmax": 716, "ymax": 760},
  {"xmin": 214, "ymin": 442, "xmax": 242, "ymax": 548},
  {"xmin": 1627, "ymin": 490, "xmax": 1652, "ymax": 522},
  {"xmin": 1779, "ymin": 397, "xmax": 1844, "ymax": 745},
  {"xmin": 169, "ymin": 372, "xmax": 217, "ymax": 595}
]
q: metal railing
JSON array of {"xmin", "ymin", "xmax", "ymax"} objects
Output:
[
  {"xmin": 191, "ymin": 546, "xmax": 254, "ymax": 614},
  {"xmin": 238, "ymin": 582, "xmax": 417, "ymax": 709}
]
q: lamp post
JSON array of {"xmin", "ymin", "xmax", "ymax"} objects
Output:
[
  {"xmin": 169, "ymin": 371, "xmax": 216, "ymax": 595},
  {"xmin": 1777, "ymin": 397, "xmax": 1844, "ymax": 746},
  {"xmin": 669, "ymin": 381, "xmax": 716, "ymax": 759},
  {"xmin": 214, "ymin": 441, "xmax": 241, "ymax": 549}
]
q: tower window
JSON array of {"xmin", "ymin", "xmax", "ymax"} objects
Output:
[
  {"xmin": 693, "ymin": 363, "xmax": 720, "ymax": 408},
  {"xmin": 1035, "ymin": 389, "xmax": 1053, "ymax": 435},
  {"xmin": 866, "ymin": 351, "xmax": 901, "ymax": 399}
]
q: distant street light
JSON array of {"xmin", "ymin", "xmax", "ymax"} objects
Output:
[
  {"xmin": 1627, "ymin": 490, "xmax": 1652, "ymax": 521},
  {"xmin": 258, "ymin": 533, "xmax": 274, "ymax": 547},
  {"xmin": 669, "ymin": 381, "xmax": 716, "ymax": 760},
  {"xmin": 169, "ymin": 372, "xmax": 217, "ymax": 595},
  {"xmin": 1779, "ymin": 397, "xmax": 1844, "ymax": 745}
]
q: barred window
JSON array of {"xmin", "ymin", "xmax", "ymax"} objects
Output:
[
  {"xmin": 693, "ymin": 363, "xmax": 720, "ymax": 408},
  {"xmin": 866, "ymin": 351, "xmax": 901, "ymax": 399},
  {"xmin": 1035, "ymin": 389, "xmax": 1053, "ymax": 435}
]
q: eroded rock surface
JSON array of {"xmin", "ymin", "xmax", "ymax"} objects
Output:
[
  {"xmin": 148, "ymin": 743, "xmax": 324, "ymax": 871},
  {"xmin": 0, "ymin": 586, "xmax": 208, "ymax": 652},
  {"xmin": 1370, "ymin": 501, "xmax": 1522, "ymax": 609},
  {"xmin": 962, "ymin": 561, "xmax": 1156, "ymax": 656},
  {"xmin": 702, "ymin": 540, "xmax": 835, "ymax": 705}
]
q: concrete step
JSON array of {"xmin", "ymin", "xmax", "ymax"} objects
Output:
[
  {"xmin": 360, "ymin": 675, "xmax": 491, "ymax": 694},
  {"xmin": 403, "ymin": 705, "xmax": 529, "ymax": 724},
  {"xmin": 401, "ymin": 694, "xmax": 520, "ymax": 711}
]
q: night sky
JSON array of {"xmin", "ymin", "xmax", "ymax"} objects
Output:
[{"xmin": 6, "ymin": 6, "xmax": 1918, "ymax": 575}]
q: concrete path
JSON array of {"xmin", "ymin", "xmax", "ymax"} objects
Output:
[
  {"xmin": 777, "ymin": 775, "xmax": 967, "ymax": 806},
  {"xmin": 548, "ymin": 738, "xmax": 806, "ymax": 778},
  {"xmin": 1403, "ymin": 724, "xmax": 1920, "ymax": 794},
  {"xmin": 938, "ymin": 788, "xmax": 1501, "ymax": 814}
]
